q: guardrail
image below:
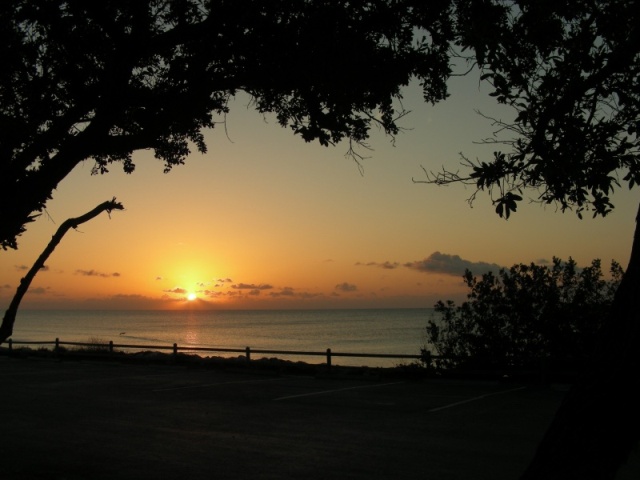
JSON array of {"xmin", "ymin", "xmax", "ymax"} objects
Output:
[
  {"xmin": 4, "ymin": 338, "xmax": 422, "ymax": 367},
  {"xmin": 3, "ymin": 338, "xmax": 584, "ymax": 382}
]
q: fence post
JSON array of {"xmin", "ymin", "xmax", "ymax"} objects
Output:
[
  {"xmin": 423, "ymin": 350, "xmax": 432, "ymax": 370},
  {"xmin": 245, "ymin": 346, "xmax": 251, "ymax": 363},
  {"xmin": 8, "ymin": 339, "xmax": 12, "ymax": 351},
  {"xmin": 109, "ymin": 340, "xmax": 113, "ymax": 354},
  {"xmin": 173, "ymin": 343, "xmax": 178, "ymax": 358},
  {"xmin": 55, "ymin": 337, "xmax": 59, "ymax": 354},
  {"xmin": 326, "ymin": 348, "xmax": 332, "ymax": 369}
]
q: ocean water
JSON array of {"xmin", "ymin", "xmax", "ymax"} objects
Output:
[{"xmin": 9, "ymin": 308, "xmax": 436, "ymax": 367}]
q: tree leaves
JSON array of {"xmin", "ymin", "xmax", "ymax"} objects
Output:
[
  {"xmin": 425, "ymin": 257, "xmax": 623, "ymax": 369},
  {"xmin": 0, "ymin": 0, "xmax": 456, "ymax": 250},
  {"xmin": 494, "ymin": 192, "xmax": 522, "ymax": 219},
  {"xmin": 425, "ymin": 0, "xmax": 640, "ymax": 219}
]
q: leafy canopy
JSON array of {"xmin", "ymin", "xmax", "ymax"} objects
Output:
[
  {"xmin": 0, "ymin": 0, "xmax": 455, "ymax": 250},
  {"xmin": 4, "ymin": 1, "xmax": 637, "ymax": 251},
  {"xmin": 421, "ymin": 0, "xmax": 640, "ymax": 220},
  {"xmin": 425, "ymin": 257, "xmax": 624, "ymax": 370}
]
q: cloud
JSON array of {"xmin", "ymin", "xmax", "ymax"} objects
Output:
[
  {"xmin": 231, "ymin": 283, "xmax": 273, "ymax": 290},
  {"xmin": 112, "ymin": 294, "xmax": 151, "ymax": 301},
  {"xmin": 299, "ymin": 292, "xmax": 323, "ymax": 299},
  {"xmin": 269, "ymin": 287, "xmax": 296, "ymax": 297},
  {"xmin": 155, "ymin": 276, "xmax": 163, "ymax": 281},
  {"xmin": 75, "ymin": 269, "xmax": 121, "ymax": 278},
  {"xmin": 163, "ymin": 287, "xmax": 188, "ymax": 294},
  {"xmin": 28, "ymin": 287, "xmax": 49, "ymax": 295},
  {"xmin": 335, "ymin": 282, "xmax": 358, "ymax": 292},
  {"xmin": 202, "ymin": 290, "xmax": 229, "ymax": 298},
  {"xmin": 356, "ymin": 261, "xmax": 400, "ymax": 270},
  {"xmin": 18, "ymin": 264, "xmax": 51, "ymax": 272},
  {"xmin": 267, "ymin": 287, "xmax": 323, "ymax": 299},
  {"xmin": 404, "ymin": 252, "xmax": 502, "ymax": 276}
]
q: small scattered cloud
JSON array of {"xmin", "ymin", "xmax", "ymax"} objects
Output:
[
  {"xmin": 335, "ymin": 282, "xmax": 358, "ymax": 293},
  {"xmin": 356, "ymin": 261, "xmax": 400, "ymax": 270},
  {"xmin": 19, "ymin": 264, "xmax": 51, "ymax": 272},
  {"xmin": 299, "ymin": 292, "xmax": 323, "ymax": 299},
  {"xmin": 405, "ymin": 252, "xmax": 502, "ymax": 276},
  {"xmin": 75, "ymin": 269, "xmax": 121, "ymax": 278},
  {"xmin": 202, "ymin": 290, "xmax": 221, "ymax": 298},
  {"xmin": 28, "ymin": 287, "xmax": 50, "ymax": 295},
  {"xmin": 269, "ymin": 287, "xmax": 296, "ymax": 297},
  {"xmin": 163, "ymin": 287, "xmax": 188, "ymax": 294},
  {"xmin": 231, "ymin": 283, "xmax": 273, "ymax": 291},
  {"xmin": 266, "ymin": 287, "xmax": 324, "ymax": 299}
]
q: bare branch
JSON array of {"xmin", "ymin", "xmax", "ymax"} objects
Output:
[{"xmin": 0, "ymin": 198, "xmax": 124, "ymax": 344}]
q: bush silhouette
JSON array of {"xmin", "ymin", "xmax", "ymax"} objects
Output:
[{"xmin": 423, "ymin": 257, "xmax": 623, "ymax": 373}]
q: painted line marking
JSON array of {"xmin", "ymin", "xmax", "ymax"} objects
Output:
[
  {"xmin": 153, "ymin": 377, "xmax": 278, "ymax": 392},
  {"xmin": 273, "ymin": 381, "xmax": 404, "ymax": 402},
  {"xmin": 428, "ymin": 386, "xmax": 526, "ymax": 413}
]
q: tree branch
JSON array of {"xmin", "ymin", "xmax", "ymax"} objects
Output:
[{"xmin": 0, "ymin": 198, "xmax": 124, "ymax": 344}]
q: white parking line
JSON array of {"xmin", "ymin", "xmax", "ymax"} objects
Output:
[
  {"xmin": 273, "ymin": 381, "xmax": 405, "ymax": 401},
  {"xmin": 153, "ymin": 377, "xmax": 278, "ymax": 392},
  {"xmin": 428, "ymin": 386, "xmax": 526, "ymax": 412}
]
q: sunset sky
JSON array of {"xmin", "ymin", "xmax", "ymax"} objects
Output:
[{"xmin": 1, "ymin": 72, "xmax": 637, "ymax": 311}]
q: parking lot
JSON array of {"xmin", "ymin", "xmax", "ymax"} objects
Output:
[{"xmin": 1, "ymin": 355, "xmax": 638, "ymax": 479}]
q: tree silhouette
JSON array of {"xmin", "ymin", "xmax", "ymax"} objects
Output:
[
  {"xmin": 417, "ymin": 1, "xmax": 640, "ymax": 478},
  {"xmin": 0, "ymin": 0, "xmax": 454, "ymax": 250},
  {"xmin": 3, "ymin": 1, "xmax": 639, "ymax": 477},
  {"xmin": 0, "ymin": 199, "xmax": 124, "ymax": 344},
  {"xmin": 426, "ymin": 258, "xmax": 623, "ymax": 371}
]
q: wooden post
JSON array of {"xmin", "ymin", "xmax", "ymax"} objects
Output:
[
  {"xmin": 109, "ymin": 340, "xmax": 113, "ymax": 354},
  {"xmin": 8, "ymin": 339, "xmax": 11, "ymax": 351},
  {"xmin": 55, "ymin": 337, "xmax": 59, "ymax": 354},
  {"xmin": 423, "ymin": 350, "xmax": 432, "ymax": 370},
  {"xmin": 245, "ymin": 346, "xmax": 251, "ymax": 362},
  {"xmin": 326, "ymin": 348, "xmax": 332, "ymax": 368},
  {"xmin": 173, "ymin": 343, "xmax": 178, "ymax": 358}
]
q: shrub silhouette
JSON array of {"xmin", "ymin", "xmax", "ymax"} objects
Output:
[{"xmin": 423, "ymin": 257, "xmax": 623, "ymax": 373}]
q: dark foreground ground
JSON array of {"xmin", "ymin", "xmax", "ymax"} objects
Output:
[{"xmin": 1, "ymin": 353, "xmax": 639, "ymax": 480}]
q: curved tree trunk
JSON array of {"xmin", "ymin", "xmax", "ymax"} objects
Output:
[
  {"xmin": 0, "ymin": 198, "xmax": 124, "ymax": 344},
  {"xmin": 522, "ymin": 202, "xmax": 640, "ymax": 479}
]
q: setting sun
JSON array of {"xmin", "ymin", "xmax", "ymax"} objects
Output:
[{"xmin": 187, "ymin": 293, "xmax": 197, "ymax": 301}]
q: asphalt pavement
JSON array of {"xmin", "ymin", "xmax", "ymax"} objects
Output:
[{"xmin": 1, "ymin": 355, "xmax": 638, "ymax": 479}]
